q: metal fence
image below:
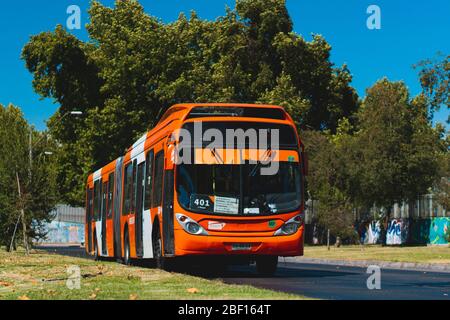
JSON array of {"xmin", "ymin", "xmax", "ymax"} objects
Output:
[
  {"xmin": 50, "ymin": 204, "xmax": 85, "ymax": 224},
  {"xmin": 306, "ymin": 194, "xmax": 448, "ymax": 223}
]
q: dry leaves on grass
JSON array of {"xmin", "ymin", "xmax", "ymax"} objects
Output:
[
  {"xmin": 0, "ymin": 281, "xmax": 12, "ymax": 287},
  {"xmin": 187, "ymin": 288, "xmax": 200, "ymax": 294},
  {"xmin": 129, "ymin": 294, "xmax": 138, "ymax": 300},
  {"xmin": 89, "ymin": 293, "xmax": 97, "ymax": 300},
  {"xmin": 18, "ymin": 295, "xmax": 30, "ymax": 300},
  {"xmin": 97, "ymin": 265, "xmax": 107, "ymax": 275}
]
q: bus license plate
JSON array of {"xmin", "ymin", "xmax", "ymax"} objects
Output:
[{"xmin": 232, "ymin": 244, "xmax": 252, "ymax": 251}]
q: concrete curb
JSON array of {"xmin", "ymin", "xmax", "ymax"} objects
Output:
[{"xmin": 286, "ymin": 257, "xmax": 450, "ymax": 274}]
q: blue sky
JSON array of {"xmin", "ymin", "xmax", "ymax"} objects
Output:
[{"xmin": 0, "ymin": 0, "xmax": 448, "ymax": 130}]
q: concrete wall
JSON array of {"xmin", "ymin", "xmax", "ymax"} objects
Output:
[
  {"xmin": 305, "ymin": 217, "xmax": 449, "ymax": 246},
  {"xmin": 41, "ymin": 221, "xmax": 85, "ymax": 244},
  {"xmin": 357, "ymin": 217, "xmax": 449, "ymax": 245},
  {"xmin": 39, "ymin": 205, "xmax": 85, "ymax": 244}
]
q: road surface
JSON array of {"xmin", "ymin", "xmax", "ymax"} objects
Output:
[{"xmin": 36, "ymin": 245, "xmax": 450, "ymax": 300}]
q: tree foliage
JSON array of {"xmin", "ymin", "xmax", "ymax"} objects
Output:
[
  {"xmin": 22, "ymin": 0, "xmax": 359, "ymax": 205},
  {"xmin": 303, "ymin": 79, "xmax": 447, "ymax": 241},
  {"xmin": 416, "ymin": 55, "xmax": 450, "ymax": 122},
  {"xmin": 302, "ymin": 120, "xmax": 359, "ymax": 239},
  {"xmin": 435, "ymin": 142, "xmax": 450, "ymax": 211},
  {"xmin": 355, "ymin": 79, "xmax": 445, "ymax": 210},
  {"xmin": 0, "ymin": 104, "xmax": 58, "ymax": 249}
]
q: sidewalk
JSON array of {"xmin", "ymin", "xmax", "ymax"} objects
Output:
[{"xmin": 288, "ymin": 257, "xmax": 450, "ymax": 274}]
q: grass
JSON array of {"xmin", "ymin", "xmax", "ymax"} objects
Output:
[
  {"xmin": 0, "ymin": 248, "xmax": 307, "ymax": 300},
  {"xmin": 304, "ymin": 245, "xmax": 450, "ymax": 264}
]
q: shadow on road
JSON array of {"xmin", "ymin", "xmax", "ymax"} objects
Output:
[
  {"xmin": 168, "ymin": 262, "xmax": 358, "ymax": 280},
  {"xmin": 34, "ymin": 245, "xmax": 359, "ymax": 280}
]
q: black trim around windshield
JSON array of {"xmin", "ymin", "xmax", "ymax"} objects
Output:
[
  {"xmin": 181, "ymin": 121, "xmax": 299, "ymax": 150},
  {"xmin": 175, "ymin": 162, "xmax": 303, "ymax": 217}
]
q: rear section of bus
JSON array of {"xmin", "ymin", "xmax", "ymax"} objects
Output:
[{"xmin": 170, "ymin": 104, "xmax": 306, "ymax": 273}]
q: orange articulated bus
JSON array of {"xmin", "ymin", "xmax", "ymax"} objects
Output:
[{"xmin": 85, "ymin": 103, "xmax": 307, "ymax": 275}]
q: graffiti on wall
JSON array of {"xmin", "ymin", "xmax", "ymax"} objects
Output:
[
  {"xmin": 387, "ymin": 219, "xmax": 403, "ymax": 245},
  {"xmin": 360, "ymin": 218, "xmax": 448, "ymax": 245},
  {"xmin": 360, "ymin": 221, "xmax": 381, "ymax": 244},
  {"xmin": 42, "ymin": 221, "xmax": 85, "ymax": 244},
  {"xmin": 429, "ymin": 217, "xmax": 449, "ymax": 245}
]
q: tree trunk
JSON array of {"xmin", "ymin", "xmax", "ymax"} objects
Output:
[
  {"xmin": 327, "ymin": 229, "xmax": 331, "ymax": 251},
  {"xmin": 381, "ymin": 207, "xmax": 392, "ymax": 247},
  {"xmin": 16, "ymin": 172, "xmax": 29, "ymax": 255},
  {"xmin": 9, "ymin": 215, "xmax": 21, "ymax": 253}
]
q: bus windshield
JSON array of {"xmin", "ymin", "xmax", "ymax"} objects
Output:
[{"xmin": 176, "ymin": 161, "xmax": 302, "ymax": 216}]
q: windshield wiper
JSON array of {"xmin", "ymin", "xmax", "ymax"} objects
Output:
[
  {"xmin": 210, "ymin": 148, "xmax": 224, "ymax": 164},
  {"xmin": 249, "ymin": 128, "xmax": 276, "ymax": 177},
  {"xmin": 248, "ymin": 149, "xmax": 276, "ymax": 177}
]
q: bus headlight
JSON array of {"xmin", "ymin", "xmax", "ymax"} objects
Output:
[
  {"xmin": 176, "ymin": 214, "xmax": 209, "ymax": 236},
  {"xmin": 274, "ymin": 215, "xmax": 304, "ymax": 236}
]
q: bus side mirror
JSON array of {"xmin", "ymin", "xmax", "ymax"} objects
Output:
[{"xmin": 302, "ymin": 152, "xmax": 309, "ymax": 176}]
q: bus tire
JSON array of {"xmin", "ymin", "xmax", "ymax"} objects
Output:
[
  {"xmin": 153, "ymin": 227, "xmax": 165, "ymax": 270},
  {"xmin": 94, "ymin": 235, "xmax": 100, "ymax": 261},
  {"xmin": 123, "ymin": 227, "xmax": 131, "ymax": 266},
  {"xmin": 256, "ymin": 256, "xmax": 278, "ymax": 277}
]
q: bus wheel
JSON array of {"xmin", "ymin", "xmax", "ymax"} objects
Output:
[
  {"xmin": 123, "ymin": 229, "xmax": 131, "ymax": 266},
  {"xmin": 256, "ymin": 256, "xmax": 278, "ymax": 277},
  {"xmin": 94, "ymin": 237, "xmax": 100, "ymax": 261},
  {"xmin": 153, "ymin": 229, "xmax": 165, "ymax": 270}
]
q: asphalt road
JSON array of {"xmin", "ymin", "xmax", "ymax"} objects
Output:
[
  {"xmin": 223, "ymin": 261, "xmax": 450, "ymax": 300},
  {"xmin": 35, "ymin": 246, "xmax": 450, "ymax": 300}
]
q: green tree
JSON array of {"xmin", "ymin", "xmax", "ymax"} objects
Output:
[
  {"xmin": 0, "ymin": 104, "xmax": 58, "ymax": 251},
  {"xmin": 22, "ymin": 0, "xmax": 359, "ymax": 205},
  {"xmin": 302, "ymin": 120, "xmax": 359, "ymax": 240},
  {"xmin": 416, "ymin": 55, "xmax": 450, "ymax": 122},
  {"xmin": 434, "ymin": 140, "xmax": 450, "ymax": 211},
  {"xmin": 354, "ymin": 79, "xmax": 446, "ymax": 244}
]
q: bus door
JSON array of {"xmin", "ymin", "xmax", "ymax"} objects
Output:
[
  {"xmin": 162, "ymin": 165, "xmax": 175, "ymax": 256},
  {"xmin": 135, "ymin": 162, "xmax": 145, "ymax": 257},
  {"xmin": 101, "ymin": 182, "xmax": 108, "ymax": 256},
  {"xmin": 113, "ymin": 157, "xmax": 124, "ymax": 258},
  {"xmin": 86, "ymin": 188, "xmax": 93, "ymax": 253}
]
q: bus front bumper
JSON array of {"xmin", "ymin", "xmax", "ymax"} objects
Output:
[{"xmin": 173, "ymin": 227, "xmax": 304, "ymax": 257}]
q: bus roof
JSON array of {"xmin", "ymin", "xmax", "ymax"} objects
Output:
[
  {"xmin": 87, "ymin": 103, "xmax": 296, "ymax": 183},
  {"xmin": 157, "ymin": 103, "xmax": 287, "ymax": 125}
]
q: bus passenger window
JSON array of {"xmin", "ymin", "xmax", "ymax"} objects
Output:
[
  {"xmin": 107, "ymin": 173, "xmax": 114, "ymax": 219},
  {"xmin": 144, "ymin": 151, "xmax": 154, "ymax": 211},
  {"xmin": 93, "ymin": 180, "xmax": 101, "ymax": 221},
  {"xmin": 123, "ymin": 164, "xmax": 133, "ymax": 215},
  {"xmin": 86, "ymin": 188, "xmax": 93, "ymax": 223},
  {"xmin": 152, "ymin": 152, "xmax": 164, "ymax": 208},
  {"xmin": 132, "ymin": 160, "xmax": 137, "ymax": 213},
  {"xmin": 101, "ymin": 182, "xmax": 108, "ymax": 220}
]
